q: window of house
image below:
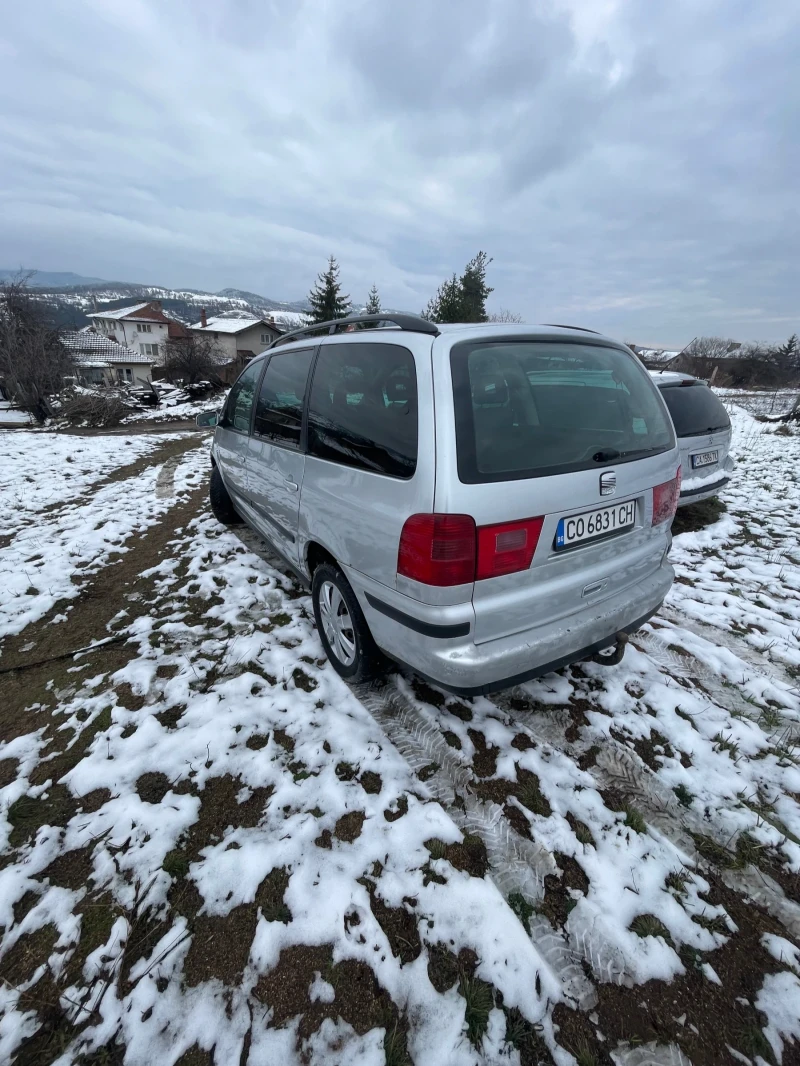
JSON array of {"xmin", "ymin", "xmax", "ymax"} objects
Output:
[
  {"xmin": 140, "ymin": 343, "xmax": 159, "ymax": 358},
  {"xmin": 253, "ymin": 349, "xmax": 314, "ymax": 447},
  {"xmin": 125, "ymin": 368, "xmax": 133, "ymax": 382},
  {"xmin": 220, "ymin": 359, "xmax": 263, "ymax": 434},
  {"xmin": 261, "ymin": 332, "xmax": 271, "ymax": 344},
  {"xmin": 307, "ymin": 342, "xmax": 418, "ymax": 478},
  {"xmin": 138, "ymin": 323, "xmax": 152, "ymax": 333}
]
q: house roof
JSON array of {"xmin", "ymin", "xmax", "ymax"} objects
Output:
[
  {"xmin": 190, "ymin": 315, "xmax": 280, "ymax": 335},
  {"xmin": 87, "ymin": 301, "xmax": 172, "ymax": 324},
  {"xmin": 168, "ymin": 320, "xmax": 191, "ymax": 340},
  {"xmin": 62, "ymin": 330, "xmax": 155, "ymax": 364}
]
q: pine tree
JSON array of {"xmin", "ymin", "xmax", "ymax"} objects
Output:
[
  {"xmin": 459, "ymin": 251, "xmax": 493, "ymax": 322},
  {"xmin": 423, "ymin": 273, "xmax": 462, "ymax": 323},
  {"xmin": 365, "ymin": 284, "xmax": 381, "ymax": 316},
  {"xmin": 422, "ymin": 252, "xmax": 493, "ymax": 323},
  {"xmin": 308, "ymin": 256, "xmax": 351, "ymax": 324}
]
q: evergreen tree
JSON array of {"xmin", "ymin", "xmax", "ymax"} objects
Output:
[
  {"xmin": 308, "ymin": 256, "xmax": 351, "ymax": 324},
  {"xmin": 423, "ymin": 273, "xmax": 462, "ymax": 323},
  {"xmin": 422, "ymin": 252, "xmax": 494, "ymax": 323},
  {"xmin": 459, "ymin": 251, "xmax": 493, "ymax": 322},
  {"xmin": 365, "ymin": 284, "xmax": 381, "ymax": 316}
]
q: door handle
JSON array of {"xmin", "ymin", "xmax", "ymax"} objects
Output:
[{"xmin": 284, "ymin": 478, "xmax": 299, "ymax": 492}]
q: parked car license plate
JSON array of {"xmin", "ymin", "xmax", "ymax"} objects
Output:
[
  {"xmin": 691, "ymin": 450, "xmax": 718, "ymax": 468},
  {"xmin": 555, "ymin": 500, "xmax": 636, "ymax": 549}
]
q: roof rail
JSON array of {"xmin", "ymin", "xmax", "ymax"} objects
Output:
[
  {"xmin": 540, "ymin": 323, "xmax": 601, "ymax": 335},
  {"xmin": 267, "ymin": 313, "xmax": 440, "ymax": 349}
]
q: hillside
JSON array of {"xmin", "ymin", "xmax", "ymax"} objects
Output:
[{"xmin": 16, "ymin": 279, "xmax": 312, "ymax": 330}]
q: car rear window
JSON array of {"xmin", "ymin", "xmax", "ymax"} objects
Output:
[
  {"xmin": 658, "ymin": 383, "xmax": 731, "ymax": 437},
  {"xmin": 451, "ymin": 340, "xmax": 674, "ymax": 483}
]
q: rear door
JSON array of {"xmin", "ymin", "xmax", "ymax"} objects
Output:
[
  {"xmin": 214, "ymin": 359, "xmax": 264, "ymax": 505},
  {"xmin": 246, "ymin": 347, "xmax": 315, "ymax": 564},
  {"xmin": 434, "ymin": 336, "xmax": 679, "ymax": 644},
  {"xmin": 299, "ymin": 337, "xmax": 435, "ymax": 588}
]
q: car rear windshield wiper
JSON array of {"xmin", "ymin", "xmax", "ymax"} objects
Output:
[{"xmin": 592, "ymin": 449, "xmax": 621, "ymax": 462}]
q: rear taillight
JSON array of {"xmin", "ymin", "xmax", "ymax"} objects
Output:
[
  {"xmin": 398, "ymin": 513, "xmax": 545, "ymax": 586},
  {"xmin": 652, "ymin": 468, "xmax": 682, "ymax": 525},
  {"xmin": 476, "ymin": 517, "xmax": 544, "ymax": 580},
  {"xmin": 398, "ymin": 514, "xmax": 476, "ymax": 586}
]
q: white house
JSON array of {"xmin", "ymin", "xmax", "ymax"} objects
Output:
[
  {"xmin": 86, "ymin": 300, "xmax": 181, "ymax": 365},
  {"xmin": 189, "ymin": 311, "xmax": 283, "ymax": 366},
  {"xmin": 61, "ymin": 330, "xmax": 155, "ymax": 386}
]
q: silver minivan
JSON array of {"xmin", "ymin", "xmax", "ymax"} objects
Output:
[
  {"xmin": 199, "ymin": 315, "xmax": 680, "ymax": 695},
  {"xmin": 650, "ymin": 371, "xmax": 735, "ymax": 506}
]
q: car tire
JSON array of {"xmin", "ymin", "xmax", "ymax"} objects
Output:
[
  {"xmin": 312, "ymin": 562, "xmax": 381, "ymax": 684},
  {"xmin": 209, "ymin": 465, "xmax": 243, "ymax": 526}
]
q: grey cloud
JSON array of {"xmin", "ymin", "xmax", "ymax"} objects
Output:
[{"xmin": 0, "ymin": 0, "xmax": 797, "ymax": 342}]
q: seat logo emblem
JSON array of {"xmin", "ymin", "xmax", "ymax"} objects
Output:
[{"xmin": 600, "ymin": 471, "xmax": 616, "ymax": 496}]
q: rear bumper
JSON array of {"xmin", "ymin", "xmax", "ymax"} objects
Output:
[
  {"xmin": 347, "ymin": 561, "xmax": 673, "ymax": 696},
  {"xmin": 678, "ymin": 475, "xmax": 730, "ymax": 506}
]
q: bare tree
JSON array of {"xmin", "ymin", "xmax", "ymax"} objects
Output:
[
  {"xmin": 162, "ymin": 333, "xmax": 226, "ymax": 385},
  {"xmin": 682, "ymin": 336, "xmax": 739, "ymax": 362},
  {"xmin": 488, "ymin": 309, "xmax": 524, "ymax": 323},
  {"xmin": 0, "ymin": 274, "xmax": 75, "ymax": 422}
]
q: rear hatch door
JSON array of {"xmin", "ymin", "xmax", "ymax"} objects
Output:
[{"xmin": 435, "ymin": 335, "xmax": 679, "ymax": 645}]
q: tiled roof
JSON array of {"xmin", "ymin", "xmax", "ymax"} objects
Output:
[{"xmin": 62, "ymin": 330, "xmax": 155, "ymax": 364}]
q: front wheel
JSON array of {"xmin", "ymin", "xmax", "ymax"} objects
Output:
[
  {"xmin": 209, "ymin": 464, "xmax": 242, "ymax": 526},
  {"xmin": 311, "ymin": 563, "xmax": 381, "ymax": 683}
]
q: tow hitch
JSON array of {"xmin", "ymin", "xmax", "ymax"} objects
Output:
[{"xmin": 591, "ymin": 631, "xmax": 628, "ymax": 667}]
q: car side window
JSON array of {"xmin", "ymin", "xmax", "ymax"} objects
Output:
[
  {"xmin": 253, "ymin": 348, "xmax": 314, "ymax": 448},
  {"xmin": 220, "ymin": 360, "xmax": 263, "ymax": 433},
  {"xmin": 307, "ymin": 342, "xmax": 418, "ymax": 478}
]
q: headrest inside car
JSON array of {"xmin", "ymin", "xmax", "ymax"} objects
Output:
[{"xmin": 471, "ymin": 373, "xmax": 509, "ymax": 406}]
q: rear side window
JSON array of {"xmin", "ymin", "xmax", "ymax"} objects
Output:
[
  {"xmin": 451, "ymin": 341, "xmax": 674, "ymax": 483},
  {"xmin": 307, "ymin": 342, "xmax": 418, "ymax": 478},
  {"xmin": 253, "ymin": 348, "xmax": 314, "ymax": 447},
  {"xmin": 220, "ymin": 359, "xmax": 263, "ymax": 433},
  {"xmin": 659, "ymin": 384, "xmax": 730, "ymax": 437}
]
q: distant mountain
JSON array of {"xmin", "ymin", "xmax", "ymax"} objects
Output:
[
  {"xmin": 0, "ymin": 269, "xmax": 111, "ymax": 287},
  {"xmin": 215, "ymin": 288, "xmax": 310, "ymax": 313},
  {"xmin": 15, "ymin": 276, "xmax": 311, "ymax": 331}
]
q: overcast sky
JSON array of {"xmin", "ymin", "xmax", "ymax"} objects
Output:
[{"xmin": 1, "ymin": 0, "xmax": 798, "ymax": 344}]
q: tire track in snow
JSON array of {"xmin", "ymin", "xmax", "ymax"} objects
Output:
[
  {"xmin": 155, "ymin": 456, "xmax": 180, "ymax": 499},
  {"xmin": 355, "ymin": 682, "xmax": 598, "ymax": 1009},
  {"xmin": 497, "ymin": 695, "xmax": 800, "ymax": 953},
  {"xmin": 656, "ymin": 605, "xmax": 800, "ymax": 708}
]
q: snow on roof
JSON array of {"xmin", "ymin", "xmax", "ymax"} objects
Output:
[
  {"xmin": 190, "ymin": 315, "xmax": 273, "ymax": 334},
  {"xmin": 86, "ymin": 302, "xmax": 153, "ymax": 321},
  {"xmin": 62, "ymin": 330, "xmax": 154, "ymax": 364}
]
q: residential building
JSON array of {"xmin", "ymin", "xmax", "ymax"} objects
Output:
[
  {"xmin": 189, "ymin": 310, "xmax": 283, "ymax": 368},
  {"xmin": 86, "ymin": 300, "xmax": 179, "ymax": 365},
  {"xmin": 61, "ymin": 330, "xmax": 156, "ymax": 386}
]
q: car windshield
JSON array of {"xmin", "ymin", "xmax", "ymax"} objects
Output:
[
  {"xmin": 451, "ymin": 340, "xmax": 675, "ymax": 483},
  {"xmin": 658, "ymin": 383, "xmax": 731, "ymax": 437}
]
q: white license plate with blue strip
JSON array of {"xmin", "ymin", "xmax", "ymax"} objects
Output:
[{"xmin": 555, "ymin": 500, "xmax": 636, "ymax": 549}]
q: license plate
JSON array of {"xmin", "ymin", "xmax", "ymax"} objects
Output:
[
  {"xmin": 555, "ymin": 500, "xmax": 636, "ymax": 549},
  {"xmin": 691, "ymin": 450, "xmax": 718, "ymax": 468}
]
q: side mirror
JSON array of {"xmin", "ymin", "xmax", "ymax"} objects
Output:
[{"xmin": 196, "ymin": 409, "xmax": 220, "ymax": 428}]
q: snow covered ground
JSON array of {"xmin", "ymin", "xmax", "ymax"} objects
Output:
[{"xmin": 0, "ymin": 406, "xmax": 798, "ymax": 1065}]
